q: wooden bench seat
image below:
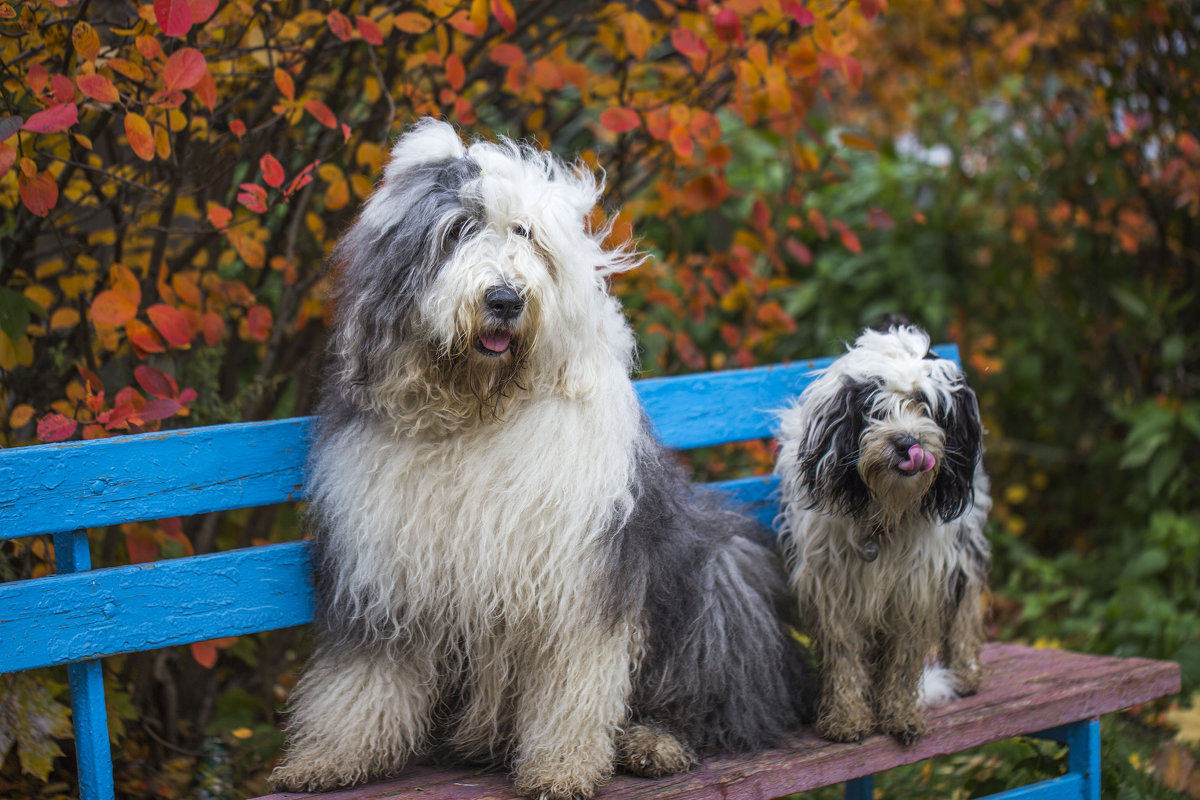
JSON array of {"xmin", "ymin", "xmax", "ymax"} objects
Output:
[
  {"xmin": 0, "ymin": 346, "xmax": 1182, "ymax": 800},
  {"xmin": 258, "ymin": 644, "xmax": 1180, "ymax": 800}
]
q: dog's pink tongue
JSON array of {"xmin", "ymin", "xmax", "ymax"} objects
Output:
[
  {"xmin": 479, "ymin": 331, "xmax": 511, "ymax": 353},
  {"xmin": 899, "ymin": 444, "xmax": 936, "ymax": 474}
]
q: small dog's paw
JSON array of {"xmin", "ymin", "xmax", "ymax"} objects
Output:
[
  {"xmin": 879, "ymin": 713, "xmax": 929, "ymax": 746},
  {"xmin": 816, "ymin": 715, "xmax": 873, "ymax": 744},
  {"xmin": 270, "ymin": 762, "xmax": 354, "ymax": 793},
  {"xmin": 617, "ymin": 724, "xmax": 697, "ymax": 778}
]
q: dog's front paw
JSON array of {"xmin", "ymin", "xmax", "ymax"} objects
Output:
[
  {"xmin": 270, "ymin": 760, "xmax": 364, "ymax": 793},
  {"xmin": 816, "ymin": 693, "xmax": 874, "ymax": 744},
  {"xmin": 617, "ymin": 724, "xmax": 697, "ymax": 778},
  {"xmin": 512, "ymin": 760, "xmax": 610, "ymax": 800},
  {"xmin": 878, "ymin": 711, "xmax": 929, "ymax": 746}
]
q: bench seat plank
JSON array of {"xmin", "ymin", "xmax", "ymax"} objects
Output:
[{"xmin": 256, "ymin": 644, "xmax": 1180, "ymax": 800}]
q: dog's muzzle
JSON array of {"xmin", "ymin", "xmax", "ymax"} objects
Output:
[
  {"xmin": 476, "ymin": 284, "xmax": 524, "ymax": 356},
  {"xmin": 893, "ymin": 435, "xmax": 936, "ymax": 475}
]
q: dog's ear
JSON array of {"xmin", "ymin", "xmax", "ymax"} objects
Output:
[
  {"xmin": 797, "ymin": 376, "xmax": 874, "ymax": 518},
  {"xmin": 382, "ymin": 118, "xmax": 466, "ymax": 184},
  {"xmin": 926, "ymin": 382, "xmax": 982, "ymax": 522}
]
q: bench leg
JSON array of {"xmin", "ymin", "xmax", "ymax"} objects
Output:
[
  {"xmin": 54, "ymin": 530, "xmax": 115, "ymax": 800},
  {"xmin": 1032, "ymin": 718, "xmax": 1101, "ymax": 800},
  {"xmin": 844, "ymin": 774, "xmax": 874, "ymax": 800}
]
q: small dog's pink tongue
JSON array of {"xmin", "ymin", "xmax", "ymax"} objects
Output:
[
  {"xmin": 479, "ymin": 331, "xmax": 511, "ymax": 353},
  {"xmin": 899, "ymin": 444, "xmax": 936, "ymax": 474}
]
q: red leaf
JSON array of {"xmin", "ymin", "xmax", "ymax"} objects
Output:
[
  {"xmin": 785, "ymin": 2, "xmax": 815, "ymax": 25},
  {"xmin": 138, "ymin": 397, "xmax": 183, "ymax": 421},
  {"xmin": 714, "ymin": 8, "xmax": 742, "ymax": 43},
  {"xmin": 356, "ymin": 15, "xmax": 384, "ymax": 44},
  {"xmin": 0, "ymin": 142, "xmax": 15, "ymax": 180},
  {"xmin": 260, "ymin": 153, "xmax": 285, "ymax": 188},
  {"xmin": 600, "ymin": 107, "xmax": 641, "ymax": 134},
  {"xmin": 22, "ymin": 103, "xmax": 78, "ymax": 134},
  {"xmin": 784, "ymin": 237, "xmax": 813, "ymax": 265},
  {"xmin": 189, "ymin": 0, "xmax": 217, "ymax": 25},
  {"xmin": 284, "ymin": 160, "xmax": 317, "ymax": 197},
  {"xmin": 134, "ymin": 364, "xmax": 179, "ymax": 399},
  {"xmin": 671, "ymin": 27, "xmax": 709, "ymax": 60},
  {"xmin": 127, "ymin": 319, "xmax": 166, "ymax": 355},
  {"xmin": 190, "ymin": 637, "xmax": 236, "ymax": 668},
  {"xmin": 49, "ymin": 74, "xmax": 75, "ymax": 106},
  {"xmin": 90, "ymin": 289, "xmax": 139, "ymax": 326},
  {"xmin": 445, "ymin": 54, "xmax": 466, "ymax": 91},
  {"xmin": 163, "ymin": 47, "xmax": 207, "ymax": 90},
  {"xmin": 832, "ymin": 219, "xmax": 862, "ymax": 254},
  {"xmin": 125, "ymin": 524, "xmax": 160, "ymax": 564},
  {"xmin": 859, "ymin": 0, "xmax": 886, "ymax": 21},
  {"xmin": 489, "ymin": 43, "xmax": 525, "ymax": 67},
  {"xmin": 207, "ymin": 204, "xmax": 232, "ymax": 230},
  {"xmin": 303, "ymin": 99, "xmax": 337, "ymax": 129},
  {"xmin": 147, "ymin": 303, "xmax": 193, "ymax": 348},
  {"xmin": 37, "ymin": 413, "xmax": 77, "ymax": 442},
  {"xmin": 154, "ymin": 0, "xmax": 192, "ymax": 36},
  {"xmin": 237, "ymin": 182, "xmax": 268, "ymax": 213},
  {"xmin": 27, "ymin": 63, "xmax": 47, "ymax": 96},
  {"xmin": 77, "ymin": 74, "xmax": 120, "ymax": 104},
  {"xmin": 78, "ymin": 365, "xmax": 105, "ymax": 394},
  {"xmin": 18, "ymin": 170, "xmax": 57, "ymax": 217},
  {"xmin": 326, "ymin": 9, "xmax": 354, "ymax": 41},
  {"xmin": 246, "ymin": 304, "xmax": 272, "ymax": 341},
  {"xmin": 490, "ymin": 0, "xmax": 516, "ymax": 33},
  {"xmin": 202, "ymin": 311, "xmax": 226, "ymax": 344}
]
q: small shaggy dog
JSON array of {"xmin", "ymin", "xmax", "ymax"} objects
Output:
[
  {"xmin": 271, "ymin": 119, "xmax": 809, "ymax": 799},
  {"xmin": 774, "ymin": 323, "xmax": 991, "ymax": 745}
]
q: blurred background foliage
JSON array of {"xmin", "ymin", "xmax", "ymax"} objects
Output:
[{"xmin": 1, "ymin": 0, "xmax": 1198, "ymax": 797}]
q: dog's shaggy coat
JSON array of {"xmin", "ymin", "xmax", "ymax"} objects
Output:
[
  {"xmin": 271, "ymin": 119, "xmax": 809, "ymax": 799},
  {"xmin": 775, "ymin": 325, "xmax": 991, "ymax": 745}
]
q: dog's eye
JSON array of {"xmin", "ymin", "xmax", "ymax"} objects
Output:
[
  {"xmin": 512, "ymin": 223, "xmax": 530, "ymax": 239},
  {"xmin": 447, "ymin": 219, "xmax": 468, "ymax": 242}
]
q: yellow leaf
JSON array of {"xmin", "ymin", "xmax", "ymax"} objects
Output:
[
  {"xmin": 50, "ymin": 307, "xmax": 80, "ymax": 330},
  {"xmin": 24, "ymin": 285, "xmax": 54, "ymax": 312},
  {"xmin": 1167, "ymin": 693, "xmax": 1200, "ymax": 746}
]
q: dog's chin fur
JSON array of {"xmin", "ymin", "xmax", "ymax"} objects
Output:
[
  {"xmin": 775, "ymin": 324, "xmax": 992, "ymax": 746},
  {"xmin": 271, "ymin": 119, "xmax": 812, "ymax": 800}
]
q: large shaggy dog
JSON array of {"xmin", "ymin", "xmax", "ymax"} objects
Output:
[
  {"xmin": 774, "ymin": 324, "xmax": 991, "ymax": 745},
  {"xmin": 271, "ymin": 119, "xmax": 809, "ymax": 799}
]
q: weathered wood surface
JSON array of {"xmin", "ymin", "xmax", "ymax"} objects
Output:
[{"xmin": 257, "ymin": 643, "xmax": 1180, "ymax": 800}]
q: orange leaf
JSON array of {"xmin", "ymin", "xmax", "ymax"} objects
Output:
[
  {"xmin": 229, "ymin": 119, "xmax": 246, "ymax": 139},
  {"xmin": 108, "ymin": 59, "xmax": 144, "ymax": 81},
  {"xmin": 447, "ymin": 9, "xmax": 484, "ymax": 36},
  {"xmin": 839, "ymin": 131, "xmax": 876, "ymax": 152},
  {"xmin": 77, "ymin": 74, "xmax": 119, "ymax": 104},
  {"xmin": 18, "ymin": 170, "xmax": 57, "ymax": 217},
  {"xmin": 490, "ymin": 0, "xmax": 516, "ymax": 33},
  {"xmin": 303, "ymin": 99, "xmax": 337, "ymax": 129},
  {"xmin": 38, "ymin": 413, "xmax": 78, "ymax": 442},
  {"xmin": 273, "ymin": 68, "xmax": 294, "ymax": 100},
  {"xmin": 445, "ymin": 53, "xmax": 465, "ymax": 90},
  {"xmin": 125, "ymin": 113, "xmax": 155, "ymax": 161},
  {"xmin": 207, "ymin": 203, "xmax": 232, "ymax": 230},
  {"xmin": 27, "ymin": 63, "xmax": 48, "ymax": 96},
  {"xmin": 621, "ymin": 11, "xmax": 651, "ymax": 60},
  {"xmin": 600, "ymin": 107, "xmax": 641, "ymax": 134},
  {"xmin": 154, "ymin": 0, "xmax": 192, "ymax": 37},
  {"xmin": 71, "ymin": 21, "xmax": 100, "ymax": 62},
  {"xmin": 194, "ymin": 69, "xmax": 216, "ymax": 110},
  {"xmin": 22, "ymin": 103, "xmax": 78, "ymax": 133},
  {"xmin": 147, "ymin": 303, "xmax": 193, "ymax": 348},
  {"xmin": 832, "ymin": 219, "xmax": 862, "ymax": 254},
  {"xmin": 260, "ymin": 153, "xmax": 285, "ymax": 188},
  {"xmin": 124, "ymin": 523, "xmax": 160, "ymax": 564},
  {"xmin": 489, "ymin": 43, "xmax": 525, "ymax": 67},
  {"xmin": 671, "ymin": 27, "xmax": 708, "ymax": 60},
  {"xmin": 393, "ymin": 11, "xmax": 431, "ymax": 34},
  {"xmin": 326, "ymin": 9, "xmax": 354, "ymax": 41},
  {"xmin": 90, "ymin": 289, "xmax": 138, "ymax": 326},
  {"xmin": 356, "ymin": 15, "xmax": 384, "ymax": 44},
  {"xmin": 136, "ymin": 35, "xmax": 162, "ymax": 60},
  {"xmin": 127, "ymin": 318, "xmax": 165, "ymax": 354},
  {"xmin": 163, "ymin": 47, "xmax": 207, "ymax": 90}
]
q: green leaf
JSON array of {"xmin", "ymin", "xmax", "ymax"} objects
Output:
[
  {"xmin": 0, "ymin": 673, "xmax": 73, "ymax": 781},
  {"xmin": 0, "ymin": 286, "xmax": 47, "ymax": 343}
]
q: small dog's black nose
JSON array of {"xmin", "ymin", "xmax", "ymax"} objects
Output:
[
  {"xmin": 893, "ymin": 435, "xmax": 920, "ymax": 458},
  {"xmin": 485, "ymin": 285, "xmax": 524, "ymax": 321}
]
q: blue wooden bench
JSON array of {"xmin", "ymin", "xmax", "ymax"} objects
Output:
[{"xmin": 0, "ymin": 344, "xmax": 1181, "ymax": 800}]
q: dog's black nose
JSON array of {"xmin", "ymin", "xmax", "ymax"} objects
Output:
[
  {"xmin": 485, "ymin": 285, "xmax": 524, "ymax": 321},
  {"xmin": 893, "ymin": 435, "xmax": 920, "ymax": 458}
]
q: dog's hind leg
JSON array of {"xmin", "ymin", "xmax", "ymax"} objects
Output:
[
  {"xmin": 271, "ymin": 643, "xmax": 439, "ymax": 791},
  {"xmin": 942, "ymin": 579, "xmax": 986, "ymax": 695},
  {"xmin": 509, "ymin": 625, "xmax": 635, "ymax": 800}
]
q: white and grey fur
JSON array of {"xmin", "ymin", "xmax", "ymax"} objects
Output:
[
  {"xmin": 271, "ymin": 119, "xmax": 811, "ymax": 800},
  {"xmin": 774, "ymin": 324, "xmax": 990, "ymax": 746}
]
